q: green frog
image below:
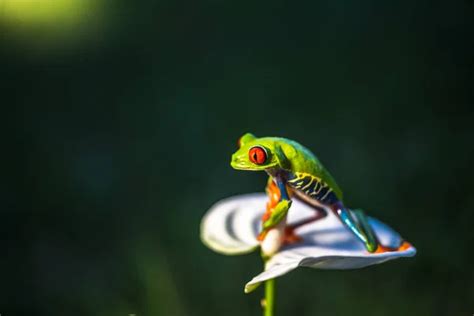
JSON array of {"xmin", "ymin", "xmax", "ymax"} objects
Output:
[{"xmin": 231, "ymin": 133, "xmax": 408, "ymax": 256}]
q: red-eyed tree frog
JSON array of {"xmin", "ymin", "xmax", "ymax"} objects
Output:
[{"xmin": 231, "ymin": 133, "xmax": 408, "ymax": 257}]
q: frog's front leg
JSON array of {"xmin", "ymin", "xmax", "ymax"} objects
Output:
[
  {"xmin": 259, "ymin": 177, "xmax": 292, "ymax": 257},
  {"xmin": 259, "ymin": 177, "xmax": 281, "ymax": 228}
]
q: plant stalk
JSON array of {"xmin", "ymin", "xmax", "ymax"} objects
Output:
[{"xmin": 263, "ymin": 278, "xmax": 275, "ymax": 316}]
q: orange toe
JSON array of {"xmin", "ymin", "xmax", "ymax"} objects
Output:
[
  {"xmin": 397, "ymin": 241, "xmax": 412, "ymax": 251},
  {"xmin": 375, "ymin": 241, "xmax": 412, "ymax": 253},
  {"xmin": 374, "ymin": 244, "xmax": 391, "ymax": 253}
]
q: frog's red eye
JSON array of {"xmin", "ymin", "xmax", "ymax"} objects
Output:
[
  {"xmin": 249, "ymin": 146, "xmax": 267, "ymax": 165},
  {"xmin": 237, "ymin": 136, "xmax": 242, "ymax": 148}
]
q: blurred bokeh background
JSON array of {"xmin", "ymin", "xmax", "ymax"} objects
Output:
[{"xmin": 1, "ymin": 0, "xmax": 473, "ymax": 315}]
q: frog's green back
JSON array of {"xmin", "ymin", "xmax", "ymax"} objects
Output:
[{"xmin": 272, "ymin": 137, "xmax": 344, "ymax": 200}]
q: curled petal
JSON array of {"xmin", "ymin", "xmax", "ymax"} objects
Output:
[{"xmin": 200, "ymin": 194, "xmax": 262, "ymax": 255}]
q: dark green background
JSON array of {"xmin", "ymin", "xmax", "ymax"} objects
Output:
[{"xmin": 2, "ymin": 1, "xmax": 473, "ymax": 315}]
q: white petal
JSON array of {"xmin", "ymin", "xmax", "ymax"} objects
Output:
[
  {"xmin": 200, "ymin": 194, "xmax": 263, "ymax": 255},
  {"xmin": 244, "ymin": 196, "xmax": 416, "ymax": 291},
  {"xmin": 200, "ymin": 193, "xmax": 416, "ymax": 292}
]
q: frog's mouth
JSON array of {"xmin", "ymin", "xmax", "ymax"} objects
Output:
[
  {"xmin": 230, "ymin": 159, "xmax": 255, "ymax": 170},
  {"xmin": 230, "ymin": 156, "xmax": 277, "ymax": 171}
]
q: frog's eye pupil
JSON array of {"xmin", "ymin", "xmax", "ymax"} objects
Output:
[{"xmin": 249, "ymin": 146, "xmax": 267, "ymax": 165}]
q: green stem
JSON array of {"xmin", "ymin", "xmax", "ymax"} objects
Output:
[{"xmin": 264, "ymin": 278, "xmax": 275, "ymax": 316}]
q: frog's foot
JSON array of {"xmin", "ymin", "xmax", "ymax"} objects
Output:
[
  {"xmin": 374, "ymin": 241, "xmax": 412, "ymax": 253},
  {"xmin": 283, "ymin": 227, "xmax": 303, "ymax": 245}
]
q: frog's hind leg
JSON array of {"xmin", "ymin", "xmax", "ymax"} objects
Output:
[
  {"xmin": 350, "ymin": 209, "xmax": 379, "ymax": 252},
  {"xmin": 351, "ymin": 209, "xmax": 411, "ymax": 253},
  {"xmin": 286, "ymin": 204, "xmax": 327, "ymax": 231},
  {"xmin": 283, "ymin": 204, "xmax": 327, "ymax": 245},
  {"xmin": 329, "ymin": 202, "xmax": 378, "ymax": 252}
]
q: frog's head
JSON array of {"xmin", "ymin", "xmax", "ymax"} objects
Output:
[{"xmin": 231, "ymin": 133, "xmax": 288, "ymax": 171}]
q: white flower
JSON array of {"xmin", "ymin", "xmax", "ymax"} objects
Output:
[{"xmin": 201, "ymin": 193, "xmax": 416, "ymax": 293}]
